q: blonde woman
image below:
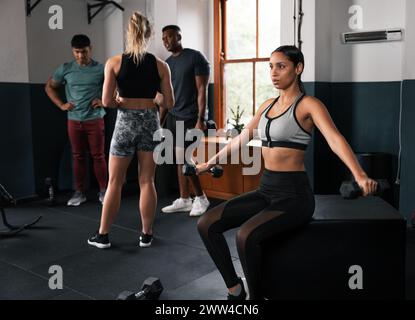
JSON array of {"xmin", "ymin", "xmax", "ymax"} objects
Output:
[{"xmin": 88, "ymin": 11, "xmax": 174, "ymax": 249}]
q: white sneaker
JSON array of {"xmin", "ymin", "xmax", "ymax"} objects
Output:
[
  {"xmin": 189, "ymin": 195, "xmax": 210, "ymax": 217},
  {"xmin": 67, "ymin": 191, "xmax": 87, "ymax": 206},
  {"xmin": 98, "ymin": 190, "xmax": 106, "ymax": 205},
  {"xmin": 161, "ymin": 198, "xmax": 193, "ymax": 213}
]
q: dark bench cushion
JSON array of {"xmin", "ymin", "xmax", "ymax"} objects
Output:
[{"xmin": 259, "ymin": 195, "xmax": 406, "ymax": 300}]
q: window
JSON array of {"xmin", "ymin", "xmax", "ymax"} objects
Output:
[{"xmin": 214, "ymin": 0, "xmax": 281, "ymax": 128}]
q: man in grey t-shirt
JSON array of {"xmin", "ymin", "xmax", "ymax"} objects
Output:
[{"xmin": 160, "ymin": 25, "xmax": 211, "ymax": 217}]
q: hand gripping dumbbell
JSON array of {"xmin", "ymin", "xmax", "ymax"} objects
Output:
[
  {"xmin": 182, "ymin": 163, "xmax": 223, "ymax": 178},
  {"xmin": 339, "ymin": 179, "xmax": 390, "ymax": 199}
]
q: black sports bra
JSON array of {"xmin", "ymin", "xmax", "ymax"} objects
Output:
[{"xmin": 116, "ymin": 53, "xmax": 161, "ymax": 99}]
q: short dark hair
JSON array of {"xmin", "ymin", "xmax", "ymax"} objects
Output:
[
  {"xmin": 162, "ymin": 25, "xmax": 181, "ymax": 33},
  {"xmin": 71, "ymin": 34, "xmax": 91, "ymax": 48}
]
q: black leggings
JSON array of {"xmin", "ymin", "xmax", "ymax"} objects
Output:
[{"xmin": 197, "ymin": 170, "xmax": 315, "ymax": 299}]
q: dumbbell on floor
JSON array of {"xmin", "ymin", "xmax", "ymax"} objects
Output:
[
  {"xmin": 340, "ymin": 179, "xmax": 390, "ymax": 199},
  {"xmin": 182, "ymin": 163, "xmax": 223, "ymax": 178},
  {"xmin": 117, "ymin": 277, "xmax": 163, "ymax": 300}
]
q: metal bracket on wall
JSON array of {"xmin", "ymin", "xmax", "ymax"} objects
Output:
[
  {"xmin": 298, "ymin": 0, "xmax": 304, "ymax": 51},
  {"xmin": 26, "ymin": 0, "xmax": 43, "ymax": 16},
  {"xmin": 293, "ymin": 0, "xmax": 304, "ymax": 50},
  {"xmin": 87, "ymin": 0, "xmax": 125, "ymax": 24}
]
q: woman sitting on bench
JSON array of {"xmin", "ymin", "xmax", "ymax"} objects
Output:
[{"xmin": 196, "ymin": 45, "xmax": 377, "ymax": 300}]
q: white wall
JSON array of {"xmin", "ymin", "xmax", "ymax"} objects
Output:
[
  {"xmin": 104, "ymin": 1, "xmax": 124, "ymax": 59},
  {"xmin": 26, "ymin": 0, "xmax": 107, "ymax": 83},
  {"xmin": 121, "ymin": 0, "xmax": 147, "ymax": 34},
  {"xmin": 281, "ymin": 0, "xmax": 316, "ymax": 82},
  {"xmin": 177, "ymin": 0, "xmax": 210, "ymax": 58},
  {"xmin": 329, "ymin": 0, "xmax": 405, "ymax": 82},
  {"xmin": 13, "ymin": 0, "xmax": 212, "ymax": 84},
  {"xmin": 403, "ymin": 0, "xmax": 415, "ymax": 80},
  {"xmin": 0, "ymin": 0, "xmax": 30, "ymax": 83},
  {"xmin": 148, "ymin": 0, "xmax": 178, "ymax": 59},
  {"xmin": 315, "ymin": 0, "xmax": 333, "ymax": 82},
  {"xmin": 145, "ymin": 0, "xmax": 211, "ymax": 63},
  {"xmin": 281, "ymin": 0, "xmax": 407, "ymax": 83}
]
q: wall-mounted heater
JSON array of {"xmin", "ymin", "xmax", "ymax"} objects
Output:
[{"xmin": 341, "ymin": 28, "xmax": 403, "ymax": 44}]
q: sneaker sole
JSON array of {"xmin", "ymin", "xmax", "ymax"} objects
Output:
[
  {"xmin": 87, "ymin": 240, "xmax": 111, "ymax": 249},
  {"xmin": 161, "ymin": 206, "xmax": 193, "ymax": 213},
  {"xmin": 67, "ymin": 199, "xmax": 87, "ymax": 207},
  {"xmin": 139, "ymin": 240, "xmax": 153, "ymax": 248},
  {"xmin": 189, "ymin": 211, "xmax": 205, "ymax": 217},
  {"xmin": 189, "ymin": 206, "xmax": 210, "ymax": 217}
]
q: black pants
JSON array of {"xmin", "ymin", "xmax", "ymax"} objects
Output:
[
  {"xmin": 197, "ymin": 170, "xmax": 315, "ymax": 299},
  {"xmin": 163, "ymin": 112, "xmax": 198, "ymax": 149}
]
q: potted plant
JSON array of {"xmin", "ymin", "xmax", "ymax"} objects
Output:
[{"xmin": 230, "ymin": 105, "xmax": 245, "ymax": 134}]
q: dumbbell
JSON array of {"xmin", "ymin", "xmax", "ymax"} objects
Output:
[
  {"xmin": 182, "ymin": 163, "xmax": 223, "ymax": 178},
  {"xmin": 117, "ymin": 277, "xmax": 163, "ymax": 300},
  {"xmin": 339, "ymin": 179, "xmax": 390, "ymax": 199}
]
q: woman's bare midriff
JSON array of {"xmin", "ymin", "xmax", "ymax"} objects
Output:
[
  {"xmin": 262, "ymin": 147, "xmax": 306, "ymax": 172},
  {"xmin": 118, "ymin": 97, "xmax": 156, "ymax": 110}
]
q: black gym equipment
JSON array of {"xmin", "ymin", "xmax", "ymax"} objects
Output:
[
  {"xmin": 87, "ymin": 0, "xmax": 125, "ymax": 24},
  {"xmin": 0, "ymin": 183, "xmax": 42, "ymax": 237},
  {"xmin": 339, "ymin": 179, "xmax": 390, "ymax": 199},
  {"xmin": 117, "ymin": 277, "xmax": 163, "ymax": 300},
  {"xmin": 26, "ymin": 0, "xmax": 43, "ymax": 16},
  {"xmin": 260, "ymin": 195, "xmax": 405, "ymax": 299},
  {"xmin": 182, "ymin": 163, "xmax": 223, "ymax": 178}
]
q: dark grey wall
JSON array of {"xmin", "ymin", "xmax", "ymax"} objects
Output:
[
  {"xmin": 310, "ymin": 82, "xmax": 401, "ymax": 208},
  {"xmin": 329, "ymin": 82, "xmax": 400, "ymax": 156},
  {"xmin": 2, "ymin": 80, "xmax": 413, "ymax": 218},
  {"xmin": 29, "ymin": 84, "xmax": 69, "ymax": 194},
  {"xmin": 400, "ymin": 80, "xmax": 415, "ymax": 220},
  {"xmin": 1, "ymin": 82, "xmax": 191, "ymax": 199},
  {"xmin": 29, "ymin": 84, "xmax": 120, "ymax": 196},
  {"xmin": 0, "ymin": 83, "xmax": 35, "ymax": 199}
]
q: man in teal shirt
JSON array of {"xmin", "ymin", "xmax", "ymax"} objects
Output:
[{"xmin": 45, "ymin": 34, "xmax": 108, "ymax": 206}]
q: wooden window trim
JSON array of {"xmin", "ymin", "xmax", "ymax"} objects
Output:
[
  {"xmin": 213, "ymin": 0, "xmax": 224, "ymax": 128},
  {"xmin": 214, "ymin": 0, "xmax": 270, "ymax": 128},
  {"xmin": 224, "ymin": 58, "xmax": 269, "ymax": 64}
]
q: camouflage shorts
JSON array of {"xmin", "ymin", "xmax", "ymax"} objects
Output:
[{"xmin": 110, "ymin": 108, "xmax": 161, "ymax": 157}]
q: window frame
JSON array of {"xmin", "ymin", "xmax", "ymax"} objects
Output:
[{"xmin": 213, "ymin": 0, "xmax": 272, "ymax": 128}]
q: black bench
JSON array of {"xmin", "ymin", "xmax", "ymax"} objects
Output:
[{"xmin": 259, "ymin": 195, "xmax": 406, "ymax": 299}]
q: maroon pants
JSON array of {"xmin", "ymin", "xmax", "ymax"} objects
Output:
[{"xmin": 67, "ymin": 118, "xmax": 108, "ymax": 192}]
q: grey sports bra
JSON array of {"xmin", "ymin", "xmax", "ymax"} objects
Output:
[{"xmin": 258, "ymin": 93, "xmax": 311, "ymax": 150}]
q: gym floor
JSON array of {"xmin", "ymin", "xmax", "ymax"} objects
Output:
[
  {"xmin": 1, "ymin": 188, "xmax": 415, "ymax": 300},
  {"xmin": 0, "ymin": 187, "xmax": 239, "ymax": 300}
]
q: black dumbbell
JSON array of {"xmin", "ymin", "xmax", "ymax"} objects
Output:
[
  {"xmin": 182, "ymin": 163, "xmax": 223, "ymax": 178},
  {"xmin": 340, "ymin": 179, "xmax": 390, "ymax": 199},
  {"xmin": 117, "ymin": 277, "xmax": 163, "ymax": 300}
]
